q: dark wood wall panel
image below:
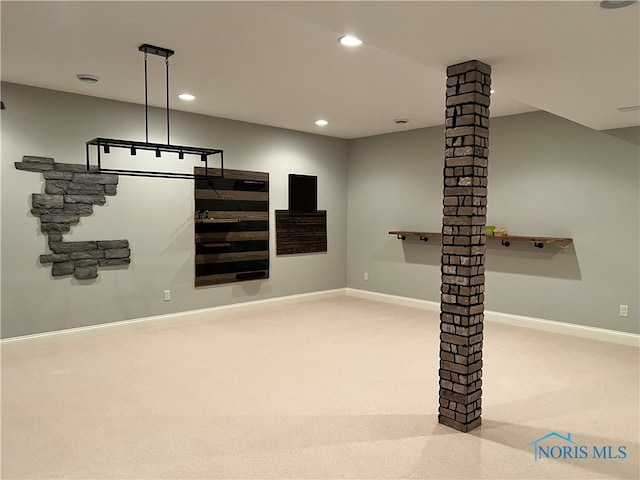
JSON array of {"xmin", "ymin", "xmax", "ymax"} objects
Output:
[
  {"xmin": 194, "ymin": 167, "xmax": 269, "ymax": 286},
  {"xmin": 275, "ymin": 210, "xmax": 327, "ymax": 255}
]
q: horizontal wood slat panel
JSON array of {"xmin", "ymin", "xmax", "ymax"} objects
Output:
[
  {"xmin": 196, "ymin": 259, "xmax": 269, "ymax": 276},
  {"xmin": 195, "ymin": 219, "xmax": 241, "ymax": 224},
  {"xmin": 210, "ymin": 211, "xmax": 268, "ymax": 221},
  {"xmin": 195, "ymin": 270, "xmax": 269, "ymax": 287},
  {"xmin": 195, "ymin": 177, "xmax": 268, "ymax": 192},
  {"xmin": 195, "ymin": 251, "xmax": 269, "ymax": 264},
  {"xmin": 195, "ymin": 189, "xmax": 268, "ymax": 201},
  {"xmin": 194, "ymin": 167, "xmax": 269, "ymax": 182},
  {"xmin": 195, "ymin": 231, "xmax": 269, "ymax": 243},
  {"xmin": 196, "ymin": 211, "xmax": 268, "ymax": 221},
  {"xmin": 195, "ymin": 199, "xmax": 268, "ymax": 212}
]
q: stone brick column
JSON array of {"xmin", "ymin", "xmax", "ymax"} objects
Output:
[{"xmin": 439, "ymin": 60, "xmax": 491, "ymax": 433}]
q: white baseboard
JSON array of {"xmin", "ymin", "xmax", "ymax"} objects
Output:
[
  {"xmin": 346, "ymin": 288, "xmax": 440, "ymax": 312},
  {"xmin": 4, "ymin": 287, "xmax": 638, "ymax": 347},
  {"xmin": 1, "ymin": 288, "xmax": 348, "ymax": 344},
  {"xmin": 345, "ymin": 288, "xmax": 639, "ymax": 347}
]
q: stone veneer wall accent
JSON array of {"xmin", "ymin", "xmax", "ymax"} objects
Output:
[
  {"xmin": 439, "ymin": 60, "xmax": 491, "ymax": 433},
  {"xmin": 15, "ymin": 156, "xmax": 130, "ymax": 280}
]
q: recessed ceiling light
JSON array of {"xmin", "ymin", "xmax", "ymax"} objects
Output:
[
  {"xmin": 394, "ymin": 118, "xmax": 409, "ymax": 125},
  {"xmin": 76, "ymin": 74, "xmax": 100, "ymax": 84},
  {"xmin": 599, "ymin": 0, "xmax": 638, "ymax": 9},
  {"xmin": 339, "ymin": 35, "xmax": 363, "ymax": 47},
  {"xmin": 315, "ymin": 119, "xmax": 328, "ymax": 127},
  {"xmin": 178, "ymin": 93, "xmax": 196, "ymax": 101}
]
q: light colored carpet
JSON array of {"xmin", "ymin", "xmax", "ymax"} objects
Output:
[{"xmin": 1, "ymin": 295, "xmax": 638, "ymax": 479}]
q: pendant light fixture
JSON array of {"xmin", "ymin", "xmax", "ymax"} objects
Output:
[{"xmin": 85, "ymin": 44, "xmax": 224, "ymax": 179}]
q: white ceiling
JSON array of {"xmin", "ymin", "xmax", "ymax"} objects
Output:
[{"xmin": 1, "ymin": 1, "xmax": 639, "ymax": 139}]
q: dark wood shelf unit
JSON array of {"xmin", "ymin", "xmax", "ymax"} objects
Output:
[
  {"xmin": 389, "ymin": 230, "xmax": 573, "ymax": 248},
  {"xmin": 194, "ymin": 166, "xmax": 269, "ymax": 286}
]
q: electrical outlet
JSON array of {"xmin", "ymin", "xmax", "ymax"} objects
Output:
[
  {"xmin": 619, "ymin": 304, "xmax": 628, "ymax": 317},
  {"xmin": 364, "ymin": 272, "xmax": 369, "ymax": 281},
  {"xmin": 164, "ymin": 290, "xmax": 171, "ymax": 301}
]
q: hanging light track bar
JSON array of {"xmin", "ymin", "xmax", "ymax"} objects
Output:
[
  {"xmin": 86, "ymin": 137, "xmax": 224, "ymax": 179},
  {"xmin": 85, "ymin": 43, "xmax": 224, "ymax": 179}
]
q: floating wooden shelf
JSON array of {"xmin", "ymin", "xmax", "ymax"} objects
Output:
[
  {"xmin": 200, "ymin": 243, "xmax": 232, "ymax": 248},
  {"xmin": 195, "ymin": 218, "xmax": 241, "ymax": 224},
  {"xmin": 389, "ymin": 231, "xmax": 573, "ymax": 249}
]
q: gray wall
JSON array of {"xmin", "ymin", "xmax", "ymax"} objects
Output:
[
  {"xmin": 3, "ymin": 83, "xmax": 638, "ymax": 338},
  {"xmin": 347, "ymin": 112, "xmax": 640, "ymax": 334},
  {"xmin": 1, "ymin": 83, "xmax": 348, "ymax": 337}
]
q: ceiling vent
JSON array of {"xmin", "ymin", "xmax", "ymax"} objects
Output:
[
  {"xmin": 599, "ymin": 1, "xmax": 638, "ymax": 9},
  {"xmin": 76, "ymin": 74, "xmax": 100, "ymax": 84}
]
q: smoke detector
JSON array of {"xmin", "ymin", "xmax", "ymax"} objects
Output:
[{"xmin": 76, "ymin": 74, "xmax": 100, "ymax": 84}]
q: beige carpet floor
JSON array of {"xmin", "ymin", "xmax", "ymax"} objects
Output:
[{"xmin": 1, "ymin": 295, "xmax": 638, "ymax": 479}]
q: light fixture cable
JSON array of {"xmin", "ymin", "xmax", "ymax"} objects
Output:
[
  {"xmin": 144, "ymin": 52, "xmax": 149, "ymax": 143},
  {"xmin": 165, "ymin": 57, "xmax": 170, "ymax": 145}
]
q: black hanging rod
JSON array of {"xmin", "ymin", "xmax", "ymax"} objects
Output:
[{"xmin": 86, "ymin": 137, "xmax": 224, "ymax": 179}]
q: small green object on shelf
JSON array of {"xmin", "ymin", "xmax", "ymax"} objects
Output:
[{"xmin": 485, "ymin": 225, "xmax": 495, "ymax": 235}]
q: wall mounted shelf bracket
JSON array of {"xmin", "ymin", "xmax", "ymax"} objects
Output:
[{"xmin": 499, "ymin": 239, "xmax": 547, "ymax": 248}]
